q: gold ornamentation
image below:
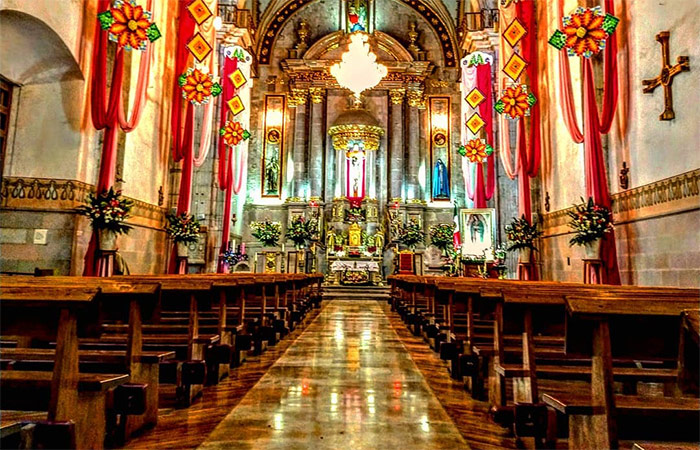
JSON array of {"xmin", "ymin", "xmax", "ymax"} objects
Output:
[
  {"xmin": 296, "ymin": 19, "xmax": 310, "ymax": 52},
  {"xmin": 309, "ymin": 87, "xmax": 325, "ymax": 103},
  {"xmin": 407, "ymin": 22, "xmax": 421, "ymax": 55},
  {"xmin": 406, "ymin": 89, "xmax": 425, "ymax": 108},
  {"xmin": 642, "ymin": 31, "xmax": 690, "ymax": 121},
  {"xmin": 327, "ymin": 124, "xmax": 384, "ymax": 151},
  {"xmin": 288, "ymin": 88, "xmax": 308, "ymax": 106},
  {"xmin": 389, "ymin": 88, "xmax": 405, "ymax": 105}
]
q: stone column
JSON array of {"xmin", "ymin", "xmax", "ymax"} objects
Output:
[
  {"xmin": 406, "ymin": 88, "xmax": 424, "ymax": 200},
  {"xmin": 290, "ymin": 88, "xmax": 308, "ymax": 199},
  {"xmin": 389, "ymin": 89, "xmax": 405, "ymax": 201},
  {"xmin": 308, "ymin": 88, "xmax": 325, "ymax": 199}
]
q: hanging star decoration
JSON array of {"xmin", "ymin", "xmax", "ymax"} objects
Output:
[
  {"xmin": 179, "ymin": 67, "xmax": 222, "ymax": 105},
  {"xmin": 98, "ymin": 0, "xmax": 161, "ymax": 51},
  {"xmin": 220, "ymin": 121, "xmax": 251, "ymax": 147},
  {"xmin": 495, "ymin": 84, "xmax": 537, "ymax": 119},
  {"xmin": 458, "ymin": 139, "xmax": 494, "ymax": 164},
  {"xmin": 549, "ymin": 6, "xmax": 619, "ymax": 58}
]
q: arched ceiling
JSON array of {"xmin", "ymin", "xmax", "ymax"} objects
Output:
[
  {"xmin": 255, "ymin": 0, "xmax": 459, "ymax": 68},
  {"xmin": 0, "ymin": 9, "xmax": 83, "ymax": 85}
]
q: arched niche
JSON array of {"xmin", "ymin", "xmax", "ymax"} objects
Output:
[{"xmin": 0, "ymin": 9, "xmax": 82, "ymax": 85}]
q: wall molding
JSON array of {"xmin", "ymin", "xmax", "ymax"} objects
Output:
[
  {"xmin": 0, "ymin": 177, "xmax": 167, "ymax": 229},
  {"xmin": 543, "ymin": 169, "xmax": 700, "ymax": 237}
]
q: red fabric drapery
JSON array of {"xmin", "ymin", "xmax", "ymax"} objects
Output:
[
  {"xmin": 556, "ymin": 0, "xmax": 621, "ymax": 284},
  {"xmin": 473, "ymin": 63, "xmax": 496, "ymax": 208},
  {"xmin": 83, "ymin": 0, "xmax": 154, "ymax": 275}
]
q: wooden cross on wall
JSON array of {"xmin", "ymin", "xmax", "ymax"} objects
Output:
[{"xmin": 642, "ymin": 31, "xmax": 690, "ymax": 121}]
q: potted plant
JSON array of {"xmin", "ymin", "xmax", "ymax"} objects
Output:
[
  {"xmin": 567, "ymin": 197, "xmax": 613, "ymax": 258},
  {"xmin": 398, "ymin": 219, "xmax": 425, "ymax": 251},
  {"xmin": 77, "ymin": 187, "xmax": 133, "ymax": 251},
  {"xmin": 251, "ymin": 220, "xmax": 282, "ymax": 247},
  {"xmin": 505, "ymin": 215, "xmax": 542, "ymax": 263},
  {"xmin": 286, "ymin": 215, "xmax": 311, "ymax": 249},
  {"xmin": 429, "ymin": 223, "xmax": 455, "ymax": 256},
  {"xmin": 165, "ymin": 212, "xmax": 201, "ymax": 257}
]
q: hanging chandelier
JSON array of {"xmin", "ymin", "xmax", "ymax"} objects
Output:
[{"xmin": 330, "ymin": 32, "xmax": 387, "ymax": 99}]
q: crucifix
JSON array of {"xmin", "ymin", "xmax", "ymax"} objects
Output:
[{"xmin": 642, "ymin": 31, "xmax": 690, "ymax": 121}]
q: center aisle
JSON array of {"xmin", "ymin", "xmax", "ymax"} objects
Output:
[{"xmin": 198, "ymin": 300, "xmax": 470, "ymax": 449}]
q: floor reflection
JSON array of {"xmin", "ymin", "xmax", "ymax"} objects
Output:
[{"xmin": 198, "ymin": 300, "xmax": 470, "ymax": 449}]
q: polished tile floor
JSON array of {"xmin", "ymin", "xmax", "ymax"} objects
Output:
[{"xmin": 198, "ymin": 300, "xmax": 470, "ymax": 449}]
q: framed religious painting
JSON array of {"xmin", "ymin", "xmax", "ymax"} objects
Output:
[
  {"xmin": 261, "ymin": 94, "xmax": 286, "ymax": 198},
  {"xmin": 459, "ymin": 208, "xmax": 496, "ymax": 260},
  {"xmin": 428, "ymin": 96, "xmax": 451, "ymax": 202}
]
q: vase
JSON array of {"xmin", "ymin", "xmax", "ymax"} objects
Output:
[
  {"xmin": 584, "ymin": 239, "xmax": 601, "ymax": 259},
  {"xmin": 176, "ymin": 241, "xmax": 189, "ymax": 257},
  {"xmin": 98, "ymin": 229, "xmax": 117, "ymax": 251},
  {"xmin": 518, "ymin": 247, "xmax": 532, "ymax": 263}
]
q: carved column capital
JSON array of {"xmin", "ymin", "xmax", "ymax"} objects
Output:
[
  {"xmin": 309, "ymin": 87, "xmax": 325, "ymax": 104},
  {"xmin": 389, "ymin": 88, "xmax": 406, "ymax": 105},
  {"xmin": 288, "ymin": 88, "xmax": 308, "ymax": 107},
  {"xmin": 406, "ymin": 88, "xmax": 425, "ymax": 109}
]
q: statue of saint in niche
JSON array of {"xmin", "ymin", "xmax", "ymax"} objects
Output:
[
  {"xmin": 347, "ymin": 0, "xmax": 368, "ymax": 32},
  {"xmin": 265, "ymin": 155, "xmax": 279, "ymax": 195}
]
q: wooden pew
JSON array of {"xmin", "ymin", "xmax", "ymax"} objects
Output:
[
  {"xmin": 542, "ymin": 296, "xmax": 700, "ymax": 449},
  {"xmin": 0, "ymin": 286, "xmax": 130, "ymax": 449}
]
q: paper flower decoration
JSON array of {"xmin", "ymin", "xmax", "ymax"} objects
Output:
[
  {"xmin": 495, "ymin": 84, "xmax": 537, "ymax": 119},
  {"xmin": 179, "ymin": 67, "xmax": 222, "ymax": 105},
  {"xmin": 220, "ymin": 121, "xmax": 251, "ymax": 147},
  {"xmin": 98, "ymin": 0, "xmax": 161, "ymax": 51},
  {"xmin": 549, "ymin": 6, "xmax": 619, "ymax": 58},
  {"xmin": 458, "ymin": 139, "xmax": 494, "ymax": 163}
]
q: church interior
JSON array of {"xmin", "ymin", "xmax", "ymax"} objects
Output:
[{"xmin": 0, "ymin": 0, "xmax": 698, "ymax": 448}]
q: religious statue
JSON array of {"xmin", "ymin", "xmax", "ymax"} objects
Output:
[
  {"xmin": 375, "ymin": 224, "xmax": 385, "ymax": 250},
  {"xmin": 326, "ymin": 226, "xmax": 337, "ymax": 249},
  {"xmin": 352, "ymin": 178, "xmax": 360, "ymax": 198},
  {"xmin": 432, "ymin": 158, "xmax": 450, "ymax": 199},
  {"xmin": 265, "ymin": 156, "xmax": 279, "ymax": 194}
]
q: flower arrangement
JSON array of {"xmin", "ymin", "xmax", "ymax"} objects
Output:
[
  {"xmin": 567, "ymin": 197, "xmax": 613, "ymax": 246},
  {"xmin": 77, "ymin": 187, "xmax": 133, "ymax": 234},
  {"xmin": 398, "ymin": 219, "xmax": 425, "ymax": 250},
  {"xmin": 429, "ymin": 223, "xmax": 455, "ymax": 253},
  {"xmin": 286, "ymin": 216, "xmax": 311, "ymax": 248},
  {"xmin": 251, "ymin": 220, "xmax": 282, "ymax": 247},
  {"xmin": 222, "ymin": 249, "xmax": 248, "ymax": 267},
  {"xmin": 505, "ymin": 215, "xmax": 542, "ymax": 251},
  {"xmin": 458, "ymin": 139, "xmax": 493, "ymax": 164},
  {"xmin": 165, "ymin": 213, "xmax": 201, "ymax": 243},
  {"xmin": 345, "ymin": 207, "xmax": 365, "ymax": 222},
  {"xmin": 342, "ymin": 270, "xmax": 369, "ymax": 285}
]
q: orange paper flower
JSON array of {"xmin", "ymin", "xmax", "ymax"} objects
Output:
[
  {"xmin": 180, "ymin": 68, "xmax": 214, "ymax": 105},
  {"xmin": 500, "ymin": 85, "xmax": 529, "ymax": 119},
  {"xmin": 108, "ymin": 0, "xmax": 153, "ymax": 50},
  {"xmin": 462, "ymin": 139, "xmax": 488, "ymax": 164},
  {"xmin": 220, "ymin": 121, "xmax": 250, "ymax": 147},
  {"xmin": 562, "ymin": 7, "xmax": 608, "ymax": 57}
]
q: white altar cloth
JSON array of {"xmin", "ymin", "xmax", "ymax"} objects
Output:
[{"xmin": 330, "ymin": 260, "xmax": 380, "ymax": 273}]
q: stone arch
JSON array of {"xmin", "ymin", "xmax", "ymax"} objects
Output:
[
  {"xmin": 256, "ymin": 0, "xmax": 458, "ymax": 67},
  {"xmin": 0, "ymin": 9, "xmax": 83, "ymax": 85}
]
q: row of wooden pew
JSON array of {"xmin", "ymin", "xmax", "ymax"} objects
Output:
[
  {"xmin": 0, "ymin": 272, "xmax": 324, "ymax": 449},
  {"xmin": 388, "ymin": 274, "xmax": 699, "ymax": 450}
]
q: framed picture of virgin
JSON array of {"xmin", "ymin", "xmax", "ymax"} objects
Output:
[{"xmin": 459, "ymin": 208, "xmax": 496, "ymax": 260}]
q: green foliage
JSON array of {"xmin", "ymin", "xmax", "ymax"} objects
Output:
[
  {"xmin": 165, "ymin": 213, "xmax": 201, "ymax": 243},
  {"xmin": 567, "ymin": 197, "xmax": 613, "ymax": 246},
  {"xmin": 285, "ymin": 216, "xmax": 312, "ymax": 247},
  {"xmin": 429, "ymin": 223, "xmax": 455, "ymax": 252},
  {"xmin": 398, "ymin": 219, "xmax": 425, "ymax": 249},
  {"xmin": 505, "ymin": 215, "xmax": 542, "ymax": 251},
  {"xmin": 76, "ymin": 187, "xmax": 133, "ymax": 235},
  {"xmin": 251, "ymin": 220, "xmax": 282, "ymax": 247}
]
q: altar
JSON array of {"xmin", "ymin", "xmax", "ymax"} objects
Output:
[{"xmin": 328, "ymin": 258, "xmax": 382, "ymax": 285}]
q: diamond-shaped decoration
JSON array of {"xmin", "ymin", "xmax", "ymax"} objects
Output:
[
  {"xmin": 228, "ymin": 95, "xmax": 245, "ymax": 116},
  {"xmin": 548, "ymin": 29, "xmax": 567, "ymax": 51},
  {"xmin": 503, "ymin": 18, "xmax": 527, "ymax": 48},
  {"xmin": 527, "ymin": 92, "xmax": 537, "ymax": 107},
  {"xmin": 187, "ymin": 32, "xmax": 212, "ymax": 62},
  {"xmin": 465, "ymin": 88, "xmax": 486, "ymax": 109},
  {"xmin": 211, "ymin": 83, "xmax": 222, "ymax": 97},
  {"xmin": 146, "ymin": 23, "xmax": 161, "ymax": 42},
  {"xmin": 187, "ymin": 0, "xmax": 213, "ymax": 25},
  {"xmin": 230, "ymin": 68, "xmax": 247, "ymax": 89},
  {"xmin": 465, "ymin": 113, "xmax": 485, "ymax": 134},
  {"xmin": 503, "ymin": 53, "xmax": 527, "ymax": 82}
]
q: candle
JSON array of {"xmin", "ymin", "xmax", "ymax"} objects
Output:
[{"xmin": 240, "ymin": 243, "xmax": 246, "ymax": 254}]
